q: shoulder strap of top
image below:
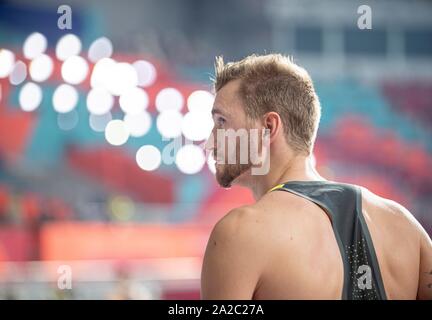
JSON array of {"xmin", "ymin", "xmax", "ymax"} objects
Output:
[{"xmin": 269, "ymin": 181, "xmax": 387, "ymax": 300}]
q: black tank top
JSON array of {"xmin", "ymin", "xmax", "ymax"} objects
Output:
[{"xmin": 269, "ymin": 180, "xmax": 387, "ymax": 300}]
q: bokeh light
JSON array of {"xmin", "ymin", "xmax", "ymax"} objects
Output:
[
  {"xmin": 181, "ymin": 111, "xmax": 213, "ymax": 141},
  {"xmin": 90, "ymin": 57, "xmax": 116, "ymax": 89},
  {"xmin": 90, "ymin": 59, "xmax": 138, "ymax": 96},
  {"xmin": 88, "ymin": 37, "xmax": 113, "ymax": 63},
  {"xmin": 119, "ymin": 87, "xmax": 149, "ymax": 115},
  {"xmin": 133, "ymin": 60, "xmax": 157, "ymax": 87},
  {"xmin": 56, "ymin": 34, "xmax": 82, "ymax": 61},
  {"xmin": 175, "ymin": 144, "xmax": 206, "ymax": 174},
  {"xmin": 89, "ymin": 112, "xmax": 113, "ymax": 132},
  {"xmin": 9, "ymin": 61, "xmax": 27, "ymax": 85},
  {"xmin": 57, "ymin": 110, "xmax": 79, "ymax": 131},
  {"xmin": 29, "ymin": 53, "xmax": 53, "ymax": 82},
  {"xmin": 23, "ymin": 32, "xmax": 47, "ymax": 60},
  {"xmin": 0, "ymin": 49, "xmax": 15, "ymax": 78},
  {"xmin": 19, "ymin": 82, "xmax": 42, "ymax": 112},
  {"xmin": 187, "ymin": 90, "xmax": 214, "ymax": 113},
  {"xmin": 109, "ymin": 196, "xmax": 135, "ymax": 221},
  {"xmin": 53, "ymin": 84, "xmax": 79, "ymax": 113},
  {"xmin": 123, "ymin": 111, "xmax": 152, "ymax": 137},
  {"xmin": 107, "ymin": 62, "xmax": 138, "ymax": 96},
  {"xmin": 136, "ymin": 145, "xmax": 162, "ymax": 171},
  {"xmin": 104, "ymin": 119, "xmax": 129, "ymax": 146},
  {"xmin": 61, "ymin": 55, "xmax": 89, "ymax": 85},
  {"xmin": 86, "ymin": 87, "xmax": 114, "ymax": 115},
  {"xmin": 155, "ymin": 88, "xmax": 184, "ymax": 112},
  {"xmin": 156, "ymin": 110, "xmax": 183, "ymax": 138}
]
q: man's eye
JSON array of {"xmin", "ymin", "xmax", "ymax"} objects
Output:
[{"xmin": 216, "ymin": 117, "xmax": 226, "ymax": 126}]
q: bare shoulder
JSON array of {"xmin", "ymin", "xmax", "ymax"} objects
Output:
[
  {"xmin": 209, "ymin": 204, "xmax": 265, "ymax": 245},
  {"xmin": 201, "ymin": 205, "xmax": 271, "ymax": 299},
  {"xmin": 211, "ymin": 192, "xmax": 310, "ymax": 239},
  {"xmin": 206, "ymin": 202, "xmax": 283, "ymax": 261},
  {"xmin": 359, "ymin": 185, "xmax": 425, "ymax": 237}
]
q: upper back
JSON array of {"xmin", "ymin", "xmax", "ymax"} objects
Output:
[
  {"xmin": 359, "ymin": 186, "xmax": 421, "ymax": 299},
  {"xmin": 250, "ymin": 181, "xmax": 423, "ymax": 299}
]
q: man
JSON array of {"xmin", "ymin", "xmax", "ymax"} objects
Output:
[{"xmin": 201, "ymin": 53, "xmax": 432, "ymax": 300}]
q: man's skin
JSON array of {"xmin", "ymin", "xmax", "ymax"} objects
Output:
[{"xmin": 201, "ymin": 79, "xmax": 432, "ymax": 300}]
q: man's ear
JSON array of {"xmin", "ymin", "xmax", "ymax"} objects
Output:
[{"xmin": 263, "ymin": 112, "xmax": 282, "ymax": 142}]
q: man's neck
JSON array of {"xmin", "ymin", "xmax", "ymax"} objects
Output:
[{"xmin": 248, "ymin": 154, "xmax": 325, "ymax": 200}]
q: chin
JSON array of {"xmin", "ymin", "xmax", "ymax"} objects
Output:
[
  {"xmin": 216, "ymin": 165, "xmax": 251, "ymax": 189},
  {"xmin": 214, "ymin": 165, "xmax": 232, "ymax": 188}
]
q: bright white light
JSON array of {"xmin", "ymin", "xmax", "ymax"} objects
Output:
[
  {"xmin": 133, "ymin": 60, "xmax": 157, "ymax": 87},
  {"xmin": 175, "ymin": 144, "xmax": 206, "ymax": 174},
  {"xmin": 156, "ymin": 110, "xmax": 183, "ymax": 138},
  {"xmin": 105, "ymin": 119, "xmax": 129, "ymax": 146},
  {"xmin": 86, "ymin": 87, "xmax": 114, "ymax": 115},
  {"xmin": 124, "ymin": 111, "xmax": 152, "ymax": 137},
  {"xmin": 182, "ymin": 111, "xmax": 213, "ymax": 141},
  {"xmin": 88, "ymin": 37, "xmax": 113, "ymax": 63},
  {"xmin": 136, "ymin": 145, "xmax": 161, "ymax": 171},
  {"xmin": 107, "ymin": 62, "xmax": 138, "ymax": 96},
  {"xmin": 53, "ymin": 84, "xmax": 78, "ymax": 113},
  {"xmin": 207, "ymin": 152, "xmax": 216, "ymax": 174},
  {"xmin": 56, "ymin": 34, "xmax": 82, "ymax": 61},
  {"xmin": 29, "ymin": 54, "xmax": 53, "ymax": 82},
  {"xmin": 61, "ymin": 55, "xmax": 89, "ymax": 84},
  {"xmin": 119, "ymin": 87, "xmax": 149, "ymax": 115},
  {"xmin": 187, "ymin": 90, "xmax": 214, "ymax": 113},
  {"xmin": 19, "ymin": 82, "xmax": 42, "ymax": 112},
  {"xmin": 90, "ymin": 57, "xmax": 116, "ymax": 89},
  {"xmin": 90, "ymin": 59, "xmax": 138, "ymax": 96},
  {"xmin": 57, "ymin": 110, "xmax": 78, "ymax": 131},
  {"xmin": 0, "ymin": 49, "xmax": 15, "ymax": 78},
  {"xmin": 155, "ymin": 88, "xmax": 184, "ymax": 112},
  {"xmin": 9, "ymin": 61, "xmax": 27, "ymax": 85},
  {"xmin": 23, "ymin": 32, "xmax": 47, "ymax": 59}
]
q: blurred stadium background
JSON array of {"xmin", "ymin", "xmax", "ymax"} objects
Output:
[{"xmin": 0, "ymin": 0, "xmax": 431, "ymax": 299}]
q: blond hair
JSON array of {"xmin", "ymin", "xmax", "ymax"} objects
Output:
[{"xmin": 213, "ymin": 53, "xmax": 321, "ymax": 155}]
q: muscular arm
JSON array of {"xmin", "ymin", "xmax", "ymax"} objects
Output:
[
  {"xmin": 394, "ymin": 201, "xmax": 432, "ymax": 300},
  {"xmin": 418, "ymin": 226, "xmax": 432, "ymax": 300},
  {"xmin": 383, "ymin": 199, "xmax": 432, "ymax": 300},
  {"xmin": 200, "ymin": 208, "xmax": 264, "ymax": 299}
]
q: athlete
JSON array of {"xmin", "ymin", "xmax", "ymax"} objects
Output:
[{"xmin": 200, "ymin": 54, "xmax": 432, "ymax": 300}]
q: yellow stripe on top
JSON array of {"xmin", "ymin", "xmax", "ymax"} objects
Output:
[{"xmin": 267, "ymin": 183, "xmax": 285, "ymax": 193}]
